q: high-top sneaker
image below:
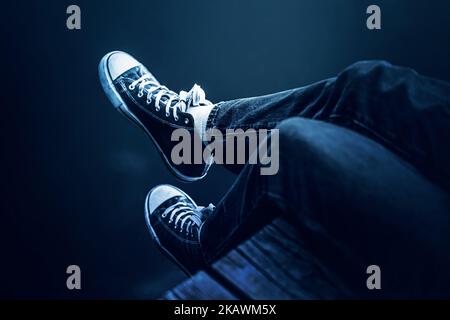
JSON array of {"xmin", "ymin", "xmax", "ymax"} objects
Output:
[
  {"xmin": 99, "ymin": 51, "xmax": 214, "ymax": 181},
  {"xmin": 145, "ymin": 184, "xmax": 215, "ymax": 274}
]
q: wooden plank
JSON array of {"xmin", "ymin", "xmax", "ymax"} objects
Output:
[
  {"xmin": 272, "ymin": 218, "xmax": 301, "ymax": 240},
  {"xmin": 237, "ymin": 239, "xmax": 312, "ymax": 299},
  {"xmin": 238, "ymin": 220, "xmax": 339, "ymax": 299},
  {"xmin": 162, "ymin": 271, "xmax": 237, "ymax": 300},
  {"xmin": 269, "ymin": 219, "xmax": 351, "ymax": 298},
  {"xmin": 212, "ymin": 250, "xmax": 293, "ymax": 299},
  {"xmin": 163, "ymin": 218, "xmax": 349, "ymax": 299},
  {"xmin": 162, "ymin": 290, "xmax": 182, "ymax": 300}
]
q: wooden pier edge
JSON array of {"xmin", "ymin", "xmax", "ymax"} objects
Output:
[{"xmin": 162, "ymin": 218, "xmax": 345, "ymax": 300}]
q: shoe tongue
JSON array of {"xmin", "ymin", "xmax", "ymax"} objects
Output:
[
  {"xmin": 180, "ymin": 197, "xmax": 196, "ymax": 210},
  {"xmin": 132, "ymin": 66, "xmax": 160, "ymax": 87},
  {"xmin": 158, "ymin": 93, "xmax": 183, "ymax": 112},
  {"xmin": 159, "ymin": 95, "xmax": 174, "ymax": 104}
]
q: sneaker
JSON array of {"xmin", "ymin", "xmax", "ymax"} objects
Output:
[
  {"xmin": 99, "ymin": 51, "xmax": 213, "ymax": 182},
  {"xmin": 145, "ymin": 184, "xmax": 214, "ymax": 274}
]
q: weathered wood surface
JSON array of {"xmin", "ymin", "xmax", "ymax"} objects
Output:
[{"xmin": 163, "ymin": 218, "xmax": 343, "ymax": 300}]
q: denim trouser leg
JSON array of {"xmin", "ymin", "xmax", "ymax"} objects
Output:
[
  {"xmin": 207, "ymin": 60, "xmax": 450, "ymax": 192},
  {"xmin": 201, "ymin": 118, "xmax": 450, "ymax": 298},
  {"xmin": 200, "ymin": 61, "xmax": 450, "ymax": 297}
]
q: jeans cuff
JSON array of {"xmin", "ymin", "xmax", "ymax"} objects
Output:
[{"xmin": 206, "ymin": 102, "xmax": 223, "ymax": 130}]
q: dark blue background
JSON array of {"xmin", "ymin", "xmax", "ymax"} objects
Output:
[{"xmin": 1, "ymin": 0, "xmax": 449, "ymax": 298}]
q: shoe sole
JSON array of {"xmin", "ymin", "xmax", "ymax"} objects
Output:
[
  {"xmin": 144, "ymin": 184, "xmax": 199, "ymax": 276},
  {"xmin": 99, "ymin": 52, "xmax": 210, "ymax": 182}
]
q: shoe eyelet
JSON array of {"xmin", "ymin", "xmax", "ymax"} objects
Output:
[
  {"xmin": 128, "ymin": 85, "xmax": 135, "ymax": 90},
  {"xmin": 174, "ymin": 116, "xmax": 179, "ymax": 122},
  {"xmin": 146, "ymin": 99, "xmax": 151, "ymax": 104},
  {"xmin": 138, "ymin": 92, "xmax": 144, "ymax": 98},
  {"xmin": 155, "ymin": 106, "xmax": 160, "ymax": 111},
  {"xmin": 162, "ymin": 213, "xmax": 167, "ymax": 218},
  {"xmin": 184, "ymin": 118, "xmax": 189, "ymax": 124},
  {"xmin": 165, "ymin": 112, "xmax": 170, "ymax": 117}
]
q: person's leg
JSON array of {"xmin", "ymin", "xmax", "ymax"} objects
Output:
[
  {"xmin": 100, "ymin": 54, "xmax": 450, "ymax": 187},
  {"xmin": 200, "ymin": 118, "xmax": 450, "ymax": 298},
  {"xmin": 208, "ymin": 61, "xmax": 450, "ymax": 192},
  {"xmin": 137, "ymin": 58, "xmax": 450, "ymax": 296}
]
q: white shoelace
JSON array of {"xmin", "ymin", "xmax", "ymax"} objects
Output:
[
  {"xmin": 160, "ymin": 202, "xmax": 215, "ymax": 236},
  {"xmin": 129, "ymin": 75, "xmax": 212, "ymax": 122},
  {"xmin": 161, "ymin": 202, "xmax": 203, "ymax": 236}
]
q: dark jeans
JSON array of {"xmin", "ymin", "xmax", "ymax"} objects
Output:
[{"xmin": 200, "ymin": 61, "xmax": 450, "ymax": 298}]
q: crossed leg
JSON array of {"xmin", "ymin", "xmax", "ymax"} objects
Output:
[{"xmin": 201, "ymin": 118, "xmax": 450, "ymax": 298}]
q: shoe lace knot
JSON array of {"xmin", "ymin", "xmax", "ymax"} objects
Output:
[{"xmin": 129, "ymin": 75, "xmax": 211, "ymax": 122}]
